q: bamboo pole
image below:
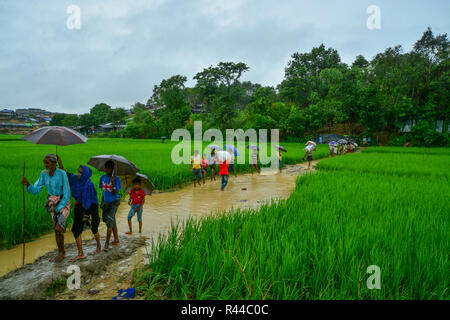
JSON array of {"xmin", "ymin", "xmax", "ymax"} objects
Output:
[{"xmin": 22, "ymin": 161, "xmax": 26, "ymax": 266}]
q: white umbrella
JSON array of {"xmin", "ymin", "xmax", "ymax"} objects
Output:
[{"xmin": 215, "ymin": 150, "xmax": 231, "ymax": 163}]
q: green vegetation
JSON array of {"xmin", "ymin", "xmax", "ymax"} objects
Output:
[
  {"xmin": 135, "ymin": 147, "xmax": 449, "ymax": 299},
  {"xmin": 48, "ymin": 27, "xmax": 448, "ymax": 146},
  {"xmin": 0, "ymin": 135, "xmax": 327, "ymax": 247}
]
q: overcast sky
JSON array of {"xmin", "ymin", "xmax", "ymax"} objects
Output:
[{"xmin": 0, "ymin": 0, "xmax": 448, "ymax": 114}]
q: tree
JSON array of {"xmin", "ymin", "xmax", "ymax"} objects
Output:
[
  {"xmin": 108, "ymin": 108, "xmax": 128, "ymax": 131},
  {"xmin": 50, "ymin": 113, "xmax": 67, "ymax": 126},
  {"xmin": 61, "ymin": 114, "xmax": 79, "ymax": 127},
  {"xmin": 132, "ymin": 102, "xmax": 146, "ymax": 115},
  {"xmin": 90, "ymin": 103, "xmax": 112, "ymax": 126},
  {"xmin": 352, "ymin": 55, "xmax": 369, "ymax": 69},
  {"xmin": 78, "ymin": 113, "xmax": 96, "ymax": 127}
]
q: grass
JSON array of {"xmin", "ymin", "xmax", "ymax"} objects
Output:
[
  {"xmin": 134, "ymin": 147, "xmax": 450, "ymax": 300},
  {"xmin": 0, "ymin": 134, "xmax": 329, "ymax": 247}
]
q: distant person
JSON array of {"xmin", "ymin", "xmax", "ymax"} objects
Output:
[
  {"xmin": 368, "ymin": 137, "xmax": 372, "ymax": 146},
  {"xmin": 227, "ymin": 150, "xmax": 237, "ymax": 177},
  {"xmin": 201, "ymin": 156, "xmax": 208, "ymax": 185},
  {"xmin": 251, "ymin": 149, "xmax": 260, "ymax": 175},
  {"xmin": 277, "ymin": 149, "xmax": 283, "ymax": 173},
  {"xmin": 302, "ymin": 143, "xmax": 316, "ymax": 169},
  {"xmin": 319, "ymin": 136, "xmax": 323, "ymax": 144},
  {"xmin": 57, "ymin": 156, "xmax": 101, "ymax": 261},
  {"xmin": 99, "ymin": 160, "xmax": 122, "ymax": 252},
  {"xmin": 219, "ymin": 160, "xmax": 229, "ymax": 191},
  {"xmin": 333, "ymin": 144, "xmax": 338, "ymax": 156},
  {"xmin": 363, "ymin": 137, "xmax": 367, "ymax": 146},
  {"xmin": 329, "ymin": 144, "xmax": 334, "ymax": 157},
  {"xmin": 208, "ymin": 149, "xmax": 217, "ymax": 181},
  {"xmin": 21, "ymin": 154, "xmax": 71, "ymax": 263},
  {"xmin": 126, "ymin": 178, "xmax": 146, "ymax": 235},
  {"xmin": 190, "ymin": 150, "xmax": 203, "ymax": 187}
]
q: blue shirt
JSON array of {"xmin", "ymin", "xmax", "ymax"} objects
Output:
[
  {"xmin": 99, "ymin": 175, "xmax": 121, "ymax": 203},
  {"xmin": 27, "ymin": 168, "xmax": 71, "ymax": 213}
]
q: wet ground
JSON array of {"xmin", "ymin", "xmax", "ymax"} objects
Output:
[{"xmin": 0, "ymin": 162, "xmax": 318, "ymax": 300}]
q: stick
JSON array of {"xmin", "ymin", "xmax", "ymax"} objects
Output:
[{"xmin": 22, "ymin": 161, "xmax": 26, "ymax": 266}]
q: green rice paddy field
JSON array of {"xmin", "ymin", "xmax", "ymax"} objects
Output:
[
  {"xmin": 0, "ymin": 135, "xmax": 327, "ymax": 247},
  {"xmin": 135, "ymin": 147, "xmax": 450, "ymax": 300}
]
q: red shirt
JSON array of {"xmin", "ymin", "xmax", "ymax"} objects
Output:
[
  {"xmin": 201, "ymin": 159, "xmax": 208, "ymax": 168},
  {"xmin": 129, "ymin": 189, "xmax": 146, "ymax": 205},
  {"xmin": 219, "ymin": 161, "xmax": 229, "ymax": 176}
]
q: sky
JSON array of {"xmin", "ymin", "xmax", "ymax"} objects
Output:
[{"xmin": 0, "ymin": 0, "xmax": 449, "ymax": 114}]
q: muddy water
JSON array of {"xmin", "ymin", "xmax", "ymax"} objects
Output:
[{"xmin": 0, "ymin": 162, "xmax": 317, "ymax": 299}]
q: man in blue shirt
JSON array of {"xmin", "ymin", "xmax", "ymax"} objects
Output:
[
  {"xmin": 21, "ymin": 153, "xmax": 71, "ymax": 262},
  {"xmin": 99, "ymin": 160, "xmax": 122, "ymax": 252}
]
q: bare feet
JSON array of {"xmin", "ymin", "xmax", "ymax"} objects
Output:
[
  {"xmin": 51, "ymin": 253, "xmax": 65, "ymax": 263},
  {"xmin": 111, "ymin": 240, "xmax": 120, "ymax": 246},
  {"xmin": 71, "ymin": 254, "xmax": 86, "ymax": 261},
  {"xmin": 103, "ymin": 244, "xmax": 109, "ymax": 252},
  {"xmin": 125, "ymin": 231, "xmax": 132, "ymax": 235},
  {"xmin": 94, "ymin": 247, "xmax": 101, "ymax": 254}
]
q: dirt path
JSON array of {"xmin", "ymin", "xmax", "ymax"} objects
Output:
[{"xmin": 0, "ymin": 160, "xmax": 321, "ymax": 300}]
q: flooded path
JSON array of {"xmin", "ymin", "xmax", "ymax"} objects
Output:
[{"xmin": 0, "ymin": 161, "xmax": 318, "ymax": 299}]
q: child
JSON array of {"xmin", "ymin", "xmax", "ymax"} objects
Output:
[
  {"xmin": 219, "ymin": 160, "xmax": 229, "ymax": 191},
  {"xmin": 190, "ymin": 150, "xmax": 203, "ymax": 187},
  {"xmin": 99, "ymin": 160, "xmax": 122, "ymax": 252},
  {"xmin": 126, "ymin": 178, "xmax": 146, "ymax": 235}
]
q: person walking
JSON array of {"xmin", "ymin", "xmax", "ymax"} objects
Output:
[
  {"xmin": 58, "ymin": 156, "xmax": 101, "ymax": 260},
  {"xmin": 21, "ymin": 154, "xmax": 71, "ymax": 263},
  {"xmin": 99, "ymin": 160, "xmax": 122, "ymax": 252}
]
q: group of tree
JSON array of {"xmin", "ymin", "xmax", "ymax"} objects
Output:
[
  {"xmin": 50, "ymin": 103, "xmax": 128, "ymax": 131},
  {"xmin": 54, "ymin": 27, "xmax": 449, "ymax": 146}
]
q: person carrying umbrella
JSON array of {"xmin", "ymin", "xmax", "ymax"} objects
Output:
[
  {"xmin": 275, "ymin": 145, "xmax": 287, "ymax": 173},
  {"xmin": 99, "ymin": 160, "xmax": 122, "ymax": 252},
  {"xmin": 21, "ymin": 154, "xmax": 71, "ymax": 263},
  {"xmin": 208, "ymin": 149, "xmax": 217, "ymax": 181},
  {"xmin": 57, "ymin": 156, "xmax": 101, "ymax": 260}
]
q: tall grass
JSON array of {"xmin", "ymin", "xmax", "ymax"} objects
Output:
[
  {"xmin": 135, "ymin": 148, "xmax": 450, "ymax": 299},
  {"xmin": 0, "ymin": 135, "xmax": 328, "ymax": 247}
]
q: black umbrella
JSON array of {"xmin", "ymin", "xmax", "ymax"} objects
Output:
[
  {"xmin": 23, "ymin": 126, "xmax": 88, "ymax": 154},
  {"xmin": 22, "ymin": 126, "xmax": 88, "ymax": 265},
  {"xmin": 275, "ymin": 145, "xmax": 287, "ymax": 152},
  {"xmin": 122, "ymin": 173, "xmax": 155, "ymax": 195},
  {"xmin": 87, "ymin": 154, "xmax": 140, "ymax": 175}
]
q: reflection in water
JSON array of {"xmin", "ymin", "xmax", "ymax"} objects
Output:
[{"xmin": 0, "ymin": 164, "xmax": 310, "ymax": 277}]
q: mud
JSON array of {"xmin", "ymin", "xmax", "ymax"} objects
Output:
[{"xmin": 0, "ymin": 236, "xmax": 146, "ymax": 300}]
